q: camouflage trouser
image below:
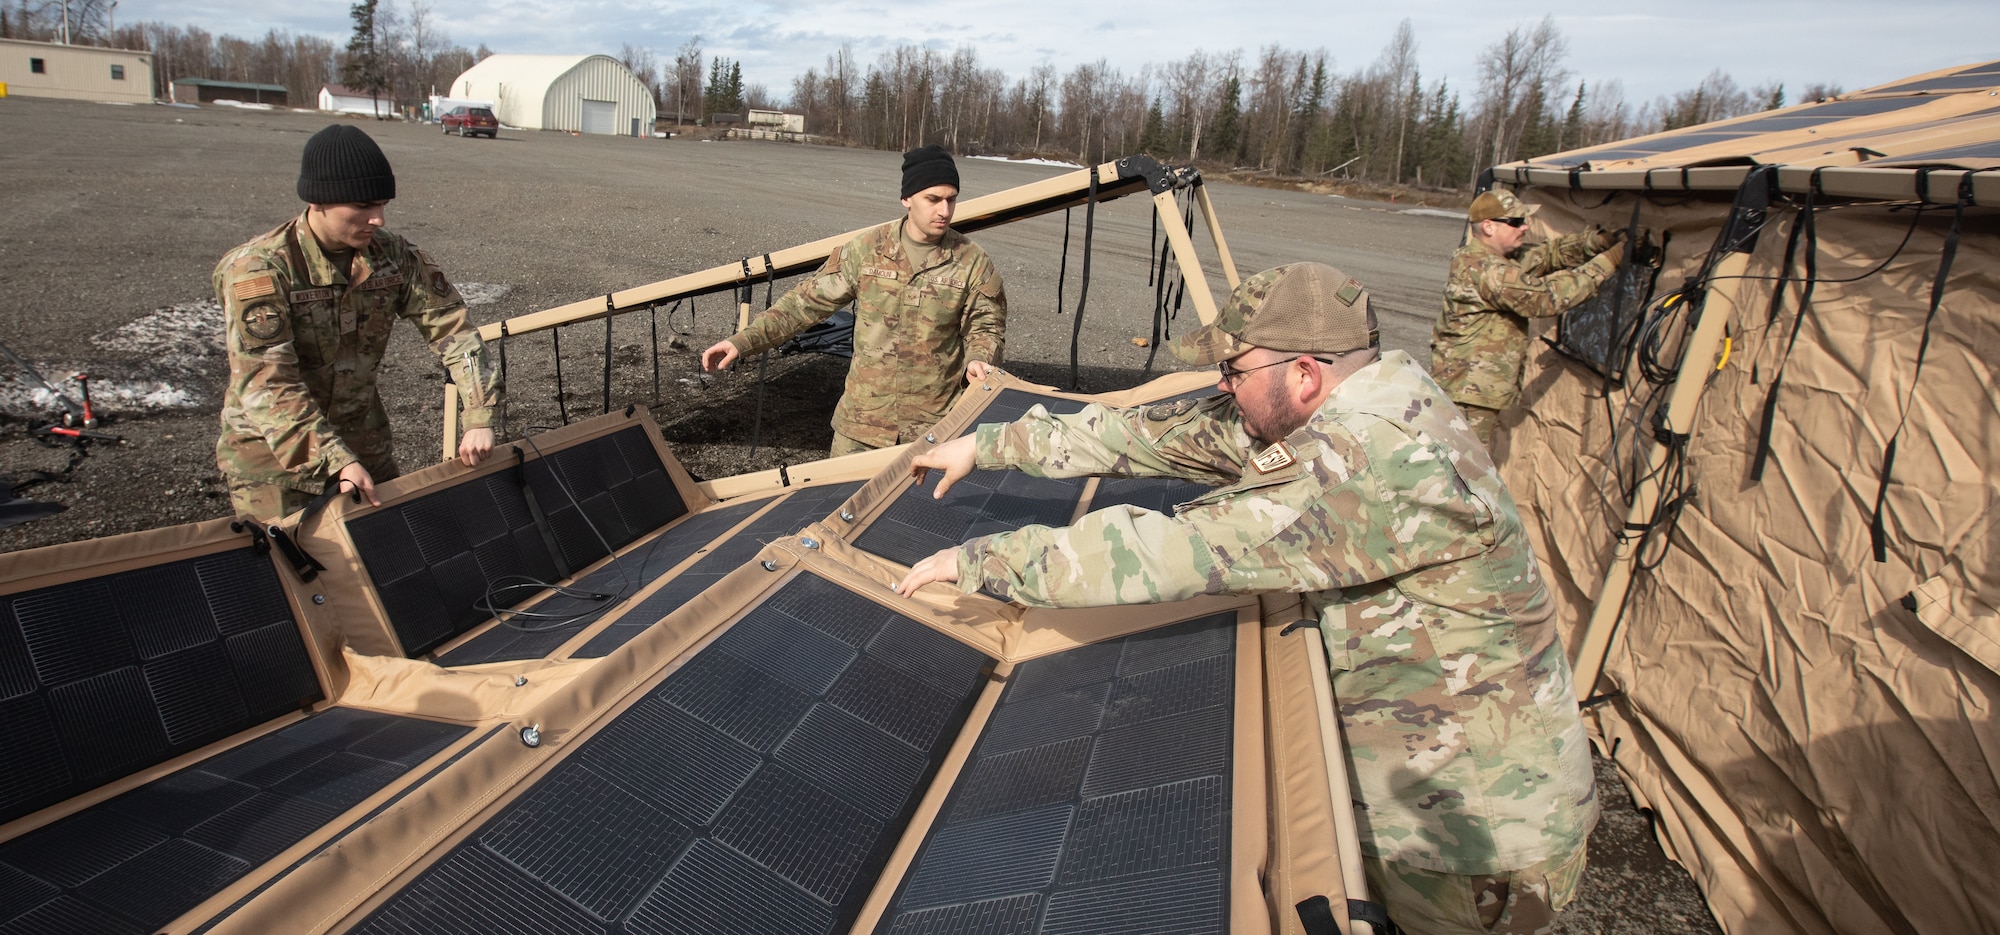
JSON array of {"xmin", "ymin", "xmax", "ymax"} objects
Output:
[
  {"xmin": 829, "ymin": 430, "xmax": 884, "ymax": 458},
  {"xmin": 226, "ymin": 481, "xmax": 318, "ymax": 526},
  {"xmin": 1459, "ymin": 403, "xmax": 1503, "ymax": 452},
  {"xmin": 226, "ymin": 454, "xmax": 400, "ymax": 525},
  {"xmin": 1364, "ymin": 846, "xmax": 1587, "ymax": 935}
]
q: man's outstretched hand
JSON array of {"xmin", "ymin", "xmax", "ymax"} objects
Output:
[
  {"xmin": 893, "ymin": 546, "xmax": 962, "ymax": 596},
  {"xmin": 910, "ymin": 433, "xmax": 978, "ymax": 499},
  {"xmin": 700, "ymin": 339, "xmax": 741, "ymax": 372}
]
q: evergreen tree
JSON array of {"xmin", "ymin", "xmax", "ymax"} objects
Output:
[
  {"xmin": 1139, "ymin": 96, "xmax": 1168, "ymax": 156},
  {"xmin": 1558, "ymin": 81, "xmax": 1585, "ymax": 153},
  {"xmin": 1765, "ymin": 83, "xmax": 1785, "ymax": 110},
  {"xmin": 342, "ymin": 0, "xmax": 387, "ymax": 106},
  {"xmin": 1210, "ymin": 74, "xmax": 1242, "ymax": 163}
]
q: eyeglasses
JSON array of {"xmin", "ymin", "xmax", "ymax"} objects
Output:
[
  {"xmin": 1493, "ymin": 216, "xmax": 1528, "ymax": 228},
  {"xmin": 1217, "ymin": 355, "xmax": 1337, "ymax": 389}
]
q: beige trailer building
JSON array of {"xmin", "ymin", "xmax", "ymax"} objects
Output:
[
  {"xmin": 449, "ymin": 53, "xmax": 656, "ymax": 136},
  {"xmin": 0, "ymin": 37, "xmax": 152, "ymax": 104}
]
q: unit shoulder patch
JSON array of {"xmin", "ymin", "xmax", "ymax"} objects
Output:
[
  {"xmin": 241, "ymin": 303, "xmax": 288, "ymax": 343},
  {"xmin": 1250, "ymin": 442, "xmax": 1296, "ymax": 474}
]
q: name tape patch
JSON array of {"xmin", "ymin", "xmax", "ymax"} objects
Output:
[{"xmin": 863, "ymin": 266, "xmax": 901, "ymax": 280}]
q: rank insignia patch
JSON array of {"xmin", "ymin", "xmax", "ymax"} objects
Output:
[{"xmin": 1251, "ymin": 442, "xmax": 1296, "ymax": 474}]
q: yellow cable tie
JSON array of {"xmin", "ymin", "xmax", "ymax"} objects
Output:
[{"xmin": 1716, "ymin": 336, "xmax": 1733, "ymax": 371}]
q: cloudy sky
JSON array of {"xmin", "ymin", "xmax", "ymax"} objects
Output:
[{"xmin": 133, "ymin": 0, "xmax": 1995, "ymax": 105}]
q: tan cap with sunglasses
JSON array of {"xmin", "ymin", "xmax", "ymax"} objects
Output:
[
  {"xmin": 1171, "ymin": 263, "xmax": 1379, "ymax": 366},
  {"xmin": 1467, "ymin": 188, "xmax": 1541, "ymax": 224}
]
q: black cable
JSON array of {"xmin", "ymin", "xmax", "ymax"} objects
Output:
[
  {"xmin": 747, "ymin": 257, "xmax": 775, "ymax": 459},
  {"xmin": 1068, "ymin": 167, "xmax": 1099, "ymax": 390},
  {"xmin": 1147, "ymin": 204, "xmax": 1158, "ymax": 287},
  {"xmin": 471, "ymin": 432, "xmax": 664, "ymax": 633},
  {"xmin": 601, "ymin": 307, "xmax": 613, "ymax": 415},
  {"xmin": 650, "ymin": 305, "xmax": 660, "ymax": 402}
]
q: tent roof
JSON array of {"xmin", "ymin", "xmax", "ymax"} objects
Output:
[
  {"xmin": 451, "ymin": 53, "xmax": 604, "ymax": 92},
  {"xmin": 1493, "ymin": 59, "xmax": 2000, "ymax": 205}
]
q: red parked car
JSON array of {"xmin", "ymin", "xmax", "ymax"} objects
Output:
[{"xmin": 441, "ymin": 106, "xmax": 498, "ymax": 138}]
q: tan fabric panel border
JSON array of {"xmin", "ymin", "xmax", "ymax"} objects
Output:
[
  {"xmin": 1230, "ymin": 606, "xmax": 1274, "ymax": 935},
  {"xmin": 848, "ymin": 658, "xmax": 1014, "ymax": 932},
  {"xmin": 1258, "ymin": 611, "xmax": 1348, "ymax": 935},
  {"xmin": 290, "ymin": 407, "xmax": 710, "ymax": 668},
  {"xmin": 805, "ymin": 522, "xmax": 1246, "ymax": 664}
]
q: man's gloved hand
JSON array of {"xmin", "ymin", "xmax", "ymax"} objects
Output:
[{"xmin": 1597, "ymin": 240, "xmax": 1627, "ymax": 270}]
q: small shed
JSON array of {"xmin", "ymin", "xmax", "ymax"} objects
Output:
[
  {"xmin": 747, "ymin": 109, "xmax": 804, "ymax": 133},
  {"xmin": 0, "ymin": 37, "xmax": 152, "ymax": 104},
  {"xmin": 448, "ymin": 53, "xmax": 655, "ymax": 136},
  {"xmin": 172, "ymin": 77, "xmax": 287, "ymax": 106},
  {"xmin": 319, "ymin": 84, "xmax": 392, "ymax": 117}
]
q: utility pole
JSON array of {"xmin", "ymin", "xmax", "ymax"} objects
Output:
[{"xmin": 60, "ymin": 0, "xmax": 70, "ymax": 44}]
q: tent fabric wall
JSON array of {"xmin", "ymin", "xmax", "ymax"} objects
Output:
[{"xmin": 1496, "ymin": 180, "xmax": 1999, "ymax": 934}]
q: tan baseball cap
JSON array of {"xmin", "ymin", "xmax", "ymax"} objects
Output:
[
  {"xmin": 1171, "ymin": 263, "xmax": 1379, "ymax": 365},
  {"xmin": 1467, "ymin": 189, "xmax": 1541, "ymax": 224}
]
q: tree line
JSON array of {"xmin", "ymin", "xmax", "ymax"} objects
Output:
[
  {"xmin": 3, "ymin": 2, "xmax": 1841, "ymax": 189},
  {"xmin": 620, "ymin": 19, "xmax": 1841, "ymax": 189}
]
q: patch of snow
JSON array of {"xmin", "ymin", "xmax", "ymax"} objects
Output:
[
  {"xmin": 969, "ymin": 155, "xmax": 1083, "ymax": 168},
  {"xmin": 456, "ymin": 282, "xmax": 512, "ymax": 306}
]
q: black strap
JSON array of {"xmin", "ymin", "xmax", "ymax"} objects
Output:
[
  {"xmin": 649, "ymin": 306, "xmax": 660, "ymax": 402},
  {"xmin": 602, "ymin": 294, "xmax": 614, "ymax": 415},
  {"xmin": 1295, "ymin": 895, "xmax": 1399, "ymax": 935},
  {"xmin": 1749, "ymin": 177, "xmax": 1819, "ymax": 483},
  {"xmin": 497, "ymin": 320, "xmax": 509, "ymax": 438},
  {"xmin": 1871, "ymin": 174, "xmax": 1971, "ymax": 562},
  {"xmin": 1055, "ymin": 207, "xmax": 1073, "ymax": 315},
  {"xmin": 264, "ymin": 478, "xmax": 356, "ymax": 582},
  {"xmin": 512, "ymin": 447, "xmax": 572, "ymax": 579},
  {"xmin": 1295, "ymin": 896, "xmax": 1340, "ymax": 935},
  {"xmin": 551, "ymin": 325, "xmax": 569, "ymax": 425},
  {"xmin": 1068, "ymin": 165, "xmax": 1100, "ymax": 390}
]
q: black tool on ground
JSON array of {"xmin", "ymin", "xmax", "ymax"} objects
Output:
[{"xmin": 0, "ymin": 478, "xmax": 65, "ymax": 530}]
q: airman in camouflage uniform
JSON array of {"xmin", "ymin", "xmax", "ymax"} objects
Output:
[
  {"xmin": 1430, "ymin": 189, "xmax": 1624, "ymax": 449},
  {"xmin": 216, "ymin": 125, "xmax": 502, "ymax": 523},
  {"xmin": 702, "ymin": 145, "xmax": 1006, "ymax": 455},
  {"xmin": 898, "ymin": 263, "xmax": 1597, "ymax": 934}
]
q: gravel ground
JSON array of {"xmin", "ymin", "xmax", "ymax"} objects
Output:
[{"xmin": 0, "ymin": 95, "xmax": 1721, "ymax": 933}]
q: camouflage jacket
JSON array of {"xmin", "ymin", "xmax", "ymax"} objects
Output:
[
  {"xmin": 214, "ymin": 211, "xmax": 502, "ymax": 492},
  {"xmin": 956, "ymin": 351, "xmax": 1596, "ymax": 874},
  {"xmin": 730, "ymin": 220, "xmax": 1007, "ymax": 448},
  {"xmin": 1430, "ymin": 229, "xmax": 1614, "ymax": 410}
]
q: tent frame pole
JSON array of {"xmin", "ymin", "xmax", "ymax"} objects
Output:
[{"xmin": 1571, "ymin": 167, "xmax": 1775, "ymax": 701}]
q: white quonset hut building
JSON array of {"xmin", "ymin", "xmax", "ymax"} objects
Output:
[{"xmin": 449, "ymin": 54, "xmax": 655, "ymax": 136}]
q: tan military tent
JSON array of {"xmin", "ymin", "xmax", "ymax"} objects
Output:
[{"xmin": 1484, "ymin": 60, "xmax": 1999, "ymax": 934}]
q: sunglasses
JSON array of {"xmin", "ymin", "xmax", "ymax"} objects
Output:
[{"xmin": 1493, "ymin": 216, "xmax": 1528, "ymax": 228}]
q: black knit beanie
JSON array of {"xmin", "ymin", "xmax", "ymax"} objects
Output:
[
  {"xmin": 298, "ymin": 124, "xmax": 396, "ymax": 203},
  {"xmin": 900, "ymin": 145, "xmax": 959, "ymax": 198}
]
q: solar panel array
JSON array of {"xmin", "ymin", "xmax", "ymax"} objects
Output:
[
  {"xmin": 355, "ymin": 573, "xmax": 993, "ymax": 934},
  {"xmin": 0, "ymin": 545, "xmax": 321, "ymax": 827},
  {"xmin": 0, "ymin": 707, "xmax": 465, "ymax": 935},
  {"xmin": 346, "ymin": 425, "xmax": 687, "ymax": 656}
]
